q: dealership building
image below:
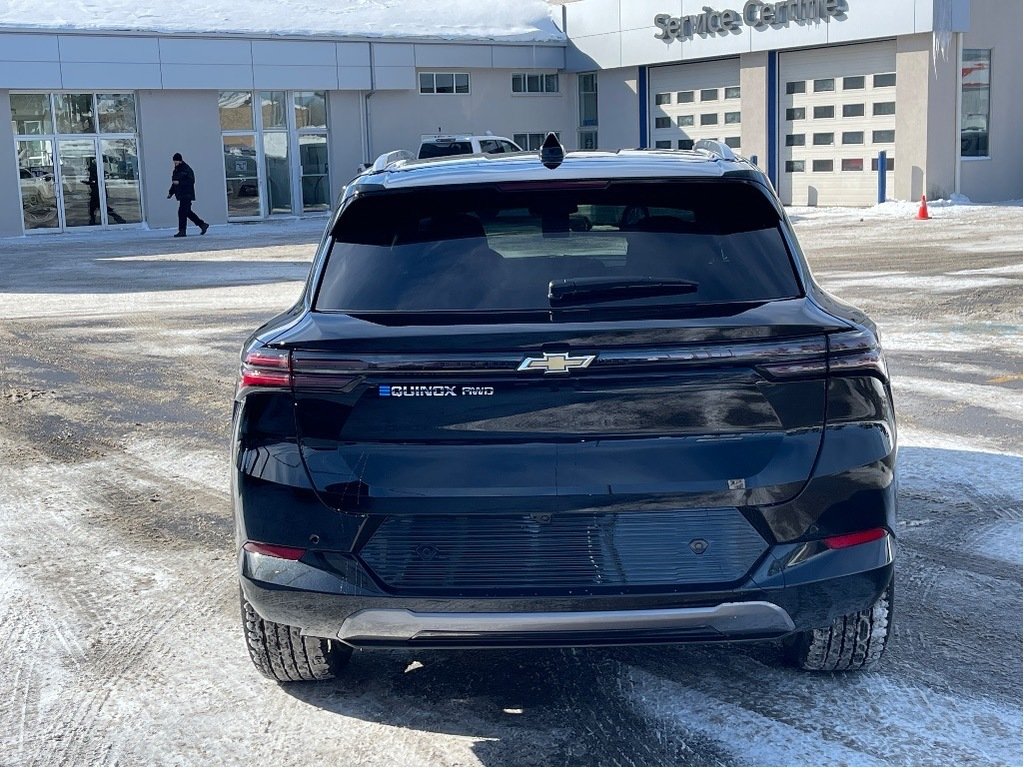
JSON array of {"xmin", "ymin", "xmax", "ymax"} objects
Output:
[{"xmin": 0, "ymin": 0, "xmax": 1019, "ymax": 236}]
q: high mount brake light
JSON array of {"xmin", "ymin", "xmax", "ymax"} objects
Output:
[
  {"xmin": 828, "ymin": 329, "xmax": 887, "ymax": 379},
  {"xmin": 823, "ymin": 528, "xmax": 887, "ymax": 549},
  {"xmin": 239, "ymin": 348, "xmax": 292, "ymax": 389}
]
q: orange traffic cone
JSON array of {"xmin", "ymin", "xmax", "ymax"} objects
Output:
[{"xmin": 916, "ymin": 195, "xmax": 930, "ymax": 220}]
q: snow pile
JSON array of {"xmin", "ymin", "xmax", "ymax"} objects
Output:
[
  {"xmin": 0, "ymin": 0, "xmax": 565, "ymax": 41},
  {"xmin": 789, "ymin": 196, "xmax": 1022, "ymax": 222}
]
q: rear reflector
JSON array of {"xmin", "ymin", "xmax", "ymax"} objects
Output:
[
  {"xmin": 242, "ymin": 541, "xmax": 306, "ymax": 560},
  {"xmin": 823, "ymin": 528, "xmax": 887, "ymax": 549},
  {"xmin": 239, "ymin": 348, "xmax": 292, "ymax": 389}
]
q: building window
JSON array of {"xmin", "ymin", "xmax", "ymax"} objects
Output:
[
  {"xmin": 725, "ymin": 86, "xmax": 741, "ymax": 99},
  {"xmin": 786, "ymin": 81, "xmax": 805, "ymax": 94},
  {"xmin": 841, "ymin": 158, "xmax": 864, "ymax": 171},
  {"xmin": 578, "ymin": 130, "xmax": 598, "ymax": 150},
  {"xmin": 678, "ymin": 139, "xmax": 694, "ymax": 149},
  {"xmin": 785, "ymin": 160, "xmax": 805, "ymax": 172},
  {"xmin": 654, "ymin": 140, "xmax": 672, "ymax": 149},
  {"xmin": 678, "ymin": 115, "xmax": 694, "ymax": 127},
  {"xmin": 578, "ymin": 73, "xmax": 598, "ymax": 127},
  {"xmin": 961, "ymin": 49, "xmax": 991, "ymax": 157},
  {"xmin": 724, "ymin": 111, "xmax": 741, "ymax": 125},
  {"xmin": 578, "ymin": 72, "xmax": 598, "ymax": 149},
  {"xmin": 11, "ymin": 91, "xmax": 142, "ymax": 232},
  {"xmin": 785, "ymin": 134, "xmax": 806, "ymax": 147},
  {"xmin": 871, "ymin": 157, "xmax": 895, "ymax": 171},
  {"xmin": 813, "ymin": 78, "xmax": 835, "ymax": 92},
  {"xmin": 872, "ymin": 129, "xmax": 896, "ymax": 143},
  {"xmin": 873, "ymin": 102, "xmax": 896, "ymax": 116},
  {"xmin": 813, "ymin": 105, "xmax": 835, "ymax": 119},
  {"xmin": 786, "ymin": 107, "xmax": 805, "ymax": 121},
  {"xmin": 812, "ymin": 159, "xmax": 834, "ymax": 172},
  {"xmin": 677, "ymin": 90, "xmax": 695, "ymax": 103},
  {"xmin": 654, "ymin": 92, "xmax": 672, "ymax": 105},
  {"xmin": 724, "ymin": 136, "xmax": 741, "ymax": 148},
  {"xmin": 654, "ymin": 117, "xmax": 671, "ymax": 129},
  {"xmin": 873, "ymin": 73, "xmax": 897, "ymax": 88},
  {"xmin": 219, "ymin": 90, "xmax": 330, "ymax": 219},
  {"xmin": 514, "ymin": 132, "xmax": 560, "ymax": 151},
  {"xmin": 842, "ymin": 131, "xmax": 864, "ymax": 144},
  {"xmin": 812, "ymin": 132, "xmax": 834, "ymax": 145},
  {"xmin": 512, "ymin": 73, "xmax": 559, "ymax": 93},
  {"xmin": 419, "ymin": 72, "xmax": 470, "ymax": 94},
  {"xmin": 843, "ymin": 103, "xmax": 865, "ymax": 117},
  {"xmin": 700, "ymin": 88, "xmax": 718, "ymax": 101},
  {"xmin": 843, "ymin": 76, "xmax": 865, "ymax": 90},
  {"xmin": 700, "ymin": 113, "xmax": 718, "ymax": 126}
]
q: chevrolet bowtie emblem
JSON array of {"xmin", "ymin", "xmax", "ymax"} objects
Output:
[{"xmin": 517, "ymin": 352, "xmax": 596, "ymax": 374}]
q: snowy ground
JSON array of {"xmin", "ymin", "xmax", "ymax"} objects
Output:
[{"xmin": 0, "ymin": 203, "xmax": 1020, "ymax": 766}]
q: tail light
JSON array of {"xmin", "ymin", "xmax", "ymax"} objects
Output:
[
  {"xmin": 828, "ymin": 329, "xmax": 887, "ymax": 379},
  {"xmin": 823, "ymin": 527, "xmax": 888, "ymax": 549},
  {"xmin": 238, "ymin": 347, "xmax": 292, "ymax": 390}
]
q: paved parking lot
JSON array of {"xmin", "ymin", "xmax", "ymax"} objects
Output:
[{"xmin": 0, "ymin": 205, "xmax": 1020, "ymax": 766}]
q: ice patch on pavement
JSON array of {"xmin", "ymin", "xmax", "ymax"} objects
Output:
[
  {"xmin": 124, "ymin": 437, "xmax": 230, "ymax": 495},
  {"xmin": 622, "ymin": 661, "xmax": 1023, "ymax": 766},
  {"xmin": 892, "ymin": 375, "xmax": 1022, "ymax": 420},
  {"xmin": 821, "ymin": 273, "xmax": 1019, "ymax": 293}
]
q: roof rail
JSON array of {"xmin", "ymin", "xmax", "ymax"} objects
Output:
[
  {"xmin": 692, "ymin": 139, "xmax": 738, "ymax": 162},
  {"xmin": 370, "ymin": 149, "xmax": 415, "ymax": 172}
]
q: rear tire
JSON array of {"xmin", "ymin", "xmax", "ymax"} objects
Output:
[
  {"xmin": 784, "ymin": 581, "xmax": 893, "ymax": 672},
  {"xmin": 241, "ymin": 594, "xmax": 352, "ymax": 682}
]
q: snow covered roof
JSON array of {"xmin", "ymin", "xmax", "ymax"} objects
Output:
[{"xmin": 0, "ymin": 0, "xmax": 566, "ymax": 42}]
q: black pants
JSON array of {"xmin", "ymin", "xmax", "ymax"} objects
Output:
[{"xmin": 177, "ymin": 199, "xmax": 207, "ymax": 233}]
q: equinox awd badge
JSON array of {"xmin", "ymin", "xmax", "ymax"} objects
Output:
[{"xmin": 517, "ymin": 352, "xmax": 596, "ymax": 374}]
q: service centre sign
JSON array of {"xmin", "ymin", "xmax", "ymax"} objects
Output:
[{"xmin": 655, "ymin": 0, "xmax": 849, "ymax": 40}]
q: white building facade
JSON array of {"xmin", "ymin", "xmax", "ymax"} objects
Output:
[
  {"xmin": 0, "ymin": 0, "xmax": 1020, "ymax": 236},
  {"xmin": 562, "ymin": 0, "xmax": 1022, "ymax": 206}
]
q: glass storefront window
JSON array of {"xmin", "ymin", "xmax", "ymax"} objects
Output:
[
  {"xmin": 17, "ymin": 140, "xmax": 58, "ymax": 230},
  {"xmin": 223, "ymin": 135, "xmax": 261, "ymax": 218},
  {"xmin": 261, "ymin": 92, "xmax": 288, "ymax": 129},
  {"xmin": 294, "ymin": 91, "xmax": 327, "ymax": 129},
  {"xmin": 55, "ymin": 93, "xmax": 96, "ymax": 134},
  {"xmin": 299, "ymin": 134, "xmax": 329, "ymax": 212},
  {"xmin": 100, "ymin": 138, "xmax": 143, "ymax": 224},
  {"xmin": 219, "ymin": 91, "xmax": 254, "ymax": 130},
  {"xmin": 11, "ymin": 92, "xmax": 143, "ymax": 232},
  {"xmin": 961, "ymin": 49, "xmax": 991, "ymax": 157},
  {"xmin": 97, "ymin": 94, "xmax": 137, "ymax": 133},
  {"xmin": 11, "ymin": 94, "xmax": 52, "ymax": 135},
  {"xmin": 263, "ymin": 132, "xmax": 291, "ymax": 213}
]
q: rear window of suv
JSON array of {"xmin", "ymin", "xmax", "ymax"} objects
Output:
[
  {"xmin": 316, "ymin": 180, "xmax": 801, "ymax": 316},
  {"xmin": 418, "ymin": 141, "xmax": 473, "ymax": 159}
]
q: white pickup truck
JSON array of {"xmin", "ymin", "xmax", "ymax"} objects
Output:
[{"xmin": 416, "ymin": 134, "xmax": 522, "ymax": 159}]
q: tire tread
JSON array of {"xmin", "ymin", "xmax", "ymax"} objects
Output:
[
  {"xmin": 786, "ymin": 582, "xmax": 892, "ymax": 672},
  {"xmin": 240, "ymin": 595, "xmax": 350, "ymax": 682}
]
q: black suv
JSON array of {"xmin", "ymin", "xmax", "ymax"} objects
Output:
[{"xmin": 233, "ymin": 136, "xmax": 896, "ymax": 681}]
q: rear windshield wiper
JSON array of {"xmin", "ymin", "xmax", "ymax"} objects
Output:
[{"xmin": 548, "ymin": 276, "xmax": 699, "ymax": 306}]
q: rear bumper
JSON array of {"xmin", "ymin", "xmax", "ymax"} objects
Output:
[
  {"xmin": 239, "ymin": 535, "xmax": 894, "ymax": 648},
  {"xmin": 337, "ymin": 602, "xmax": 795, "ymax": 646}
]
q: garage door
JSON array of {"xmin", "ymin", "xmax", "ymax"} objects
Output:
[
  {"xmin": 649, "ymin": 59, "xmax": 742, "ymax": 154},
  {"xmin": 778, "ymin": 41, "xmax": 897, "ymax": 207}
]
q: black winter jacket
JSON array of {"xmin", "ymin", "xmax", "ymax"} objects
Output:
[{"xmin": 168, "ymin": 162, "xmax": 197, "ymax": 201}]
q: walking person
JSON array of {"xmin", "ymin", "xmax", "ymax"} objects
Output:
[{"xmin": 167, "ymin": 152, "xmax": 208, "ymax": 237}]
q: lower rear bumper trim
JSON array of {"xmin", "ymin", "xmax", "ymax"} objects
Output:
[{"xmin": 337, "ymin": 601, "xmax": 795, "ymax": 643}]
